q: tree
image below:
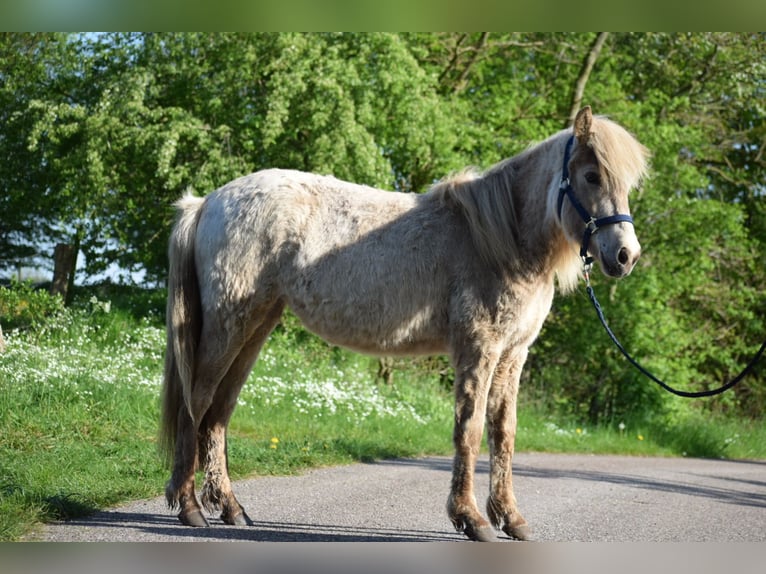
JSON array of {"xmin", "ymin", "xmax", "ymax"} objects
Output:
[
  {"xmin": 0, "ymin": 33, "xmax": 68, "ymax": 274},
  {"xmin": 2, "ymin": 33, "xmax": 461, "ymax": 282},
  {"xmin": 15, "ymin": 34, "xmax": 245, "ymax": 282}
]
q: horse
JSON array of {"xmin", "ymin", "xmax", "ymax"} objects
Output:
[{"xmin": 159, "ymin": 106, "xmax": 649, "ymax": 541}]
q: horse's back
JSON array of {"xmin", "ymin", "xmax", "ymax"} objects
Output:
[
  {"xmin": 193, "ymin": 168, "xmax": 459, "ymax": 355},
  {"xmin": 196, "ymin": 168, "xmax": 422, "ymax": 261}
]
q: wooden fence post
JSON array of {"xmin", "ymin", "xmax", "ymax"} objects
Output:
[{"xmin": 50, "ymin": 243, "xmax": 77, "ymax": 303}]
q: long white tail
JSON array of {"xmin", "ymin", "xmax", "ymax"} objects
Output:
[{"xmin": 159, "ymin": 193, "xmax": 205, "ymax": 465}]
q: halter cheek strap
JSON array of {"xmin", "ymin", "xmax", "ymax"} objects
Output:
[{"xmin": 557, "ymin": 136, "xmax": 634, "ymax": 265}]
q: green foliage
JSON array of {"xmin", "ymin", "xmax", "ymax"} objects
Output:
[
  {"xmin": 72, "ymin": 282, "xmax": 166, "ymax": 323},
  {"xmin": 0, "ymin": 281, "xmax": 64, "ymax": 331}
]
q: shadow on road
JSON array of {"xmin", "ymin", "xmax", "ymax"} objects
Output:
[
  {"xmin": 371, "ymin": 456, "xmax": 766, "ymax": 509},
  {"xmin": 58, "ymin": 510, "xmax": 459, "ymax": 542},
  {"xmin": 42, "ymin": 455, "xmax": 766, "ymax": 542}
]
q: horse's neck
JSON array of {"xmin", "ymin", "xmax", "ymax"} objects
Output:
[{"xmin": 506, "ymin": 134, "xmax": 579, "ymax": 287}]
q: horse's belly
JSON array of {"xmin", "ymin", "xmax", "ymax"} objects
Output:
[
  {"xmin": 288, "ymin": 300, "xmax": 449, "ymax": 357},
  {"xmin": 341, "ymin": 336, "xmax": 449, "ymax": 357}
]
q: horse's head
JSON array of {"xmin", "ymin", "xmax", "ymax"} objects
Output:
[{"xmin": 558, "ymin": 106, "xmax": 649, "ymax": 278}]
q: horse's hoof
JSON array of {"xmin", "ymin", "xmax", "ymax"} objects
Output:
[
  {"xmin": 178, "ymin": 509, "xmax": 210, "ymax": 527},
  {"xmin": 464, "ymin": 523, "xmax": 498, "ymax": 542},
  {"xmin": 222, "ymin": 510, "xmax": 252, "ymax": 526},
  {"xmin": 503, "ymin": 522, "xmax": 532, "ymax": 541}
]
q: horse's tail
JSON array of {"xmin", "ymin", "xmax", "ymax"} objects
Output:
[{"xmin": 159, "ymin": 192, "xmax": 205, "ymax": 466}]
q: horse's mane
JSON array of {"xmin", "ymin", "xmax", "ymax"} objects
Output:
[
  {"xmin": 431, "ymin": 116, "xmax": 649, "ymax": 289},
  {"xmin": 431, "ymin": 158, "xmax": 523, "ymax": 272},
  {"xmin": 587, "ymin": 116, "xmax": 650, "ymax": 195}
]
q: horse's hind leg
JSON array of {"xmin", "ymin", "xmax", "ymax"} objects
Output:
[
  {"xmin": 198, "ymin": 400, "xmax": 249, "ymax": 525},
  {"xmin": 485, "ymin": 348, "xmax": 530, "ymax": 541},
  {"xmin": 166, "ymin": 312, "xmax": 248, "ymax": 527},
  {"xmin": 197, "ymin": 349, "xmax": 259, "ymax": 525},
  {"xmin": 166, "ymin": 404, "xmax": 209, "ymax": 527},
  {"xmin": 199, "ymin": 302, "xmax": 284, "ymax": 525}
]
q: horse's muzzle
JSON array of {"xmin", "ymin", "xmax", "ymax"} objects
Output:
[{"xmin": 601, "ymin": 244, "xmax": 640, "ymax": 278}]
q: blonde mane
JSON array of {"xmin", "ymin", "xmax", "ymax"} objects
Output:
[
  {"xmin": 431, "ymin": 159, "xmax": 523, "ymax": 271},
  {"xmin": 588, "ymin": 116, "xmax": 650, "ymax": 194},
  {"xmin": 431, "ymin": 116, "xmax": 649, "ymax": 293}
]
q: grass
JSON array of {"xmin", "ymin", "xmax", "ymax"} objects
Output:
[
  {"xmin": 515, "ymin": 413, "xmax": 766, "ymax": 459},
  {"xmin": 0, "ymin": 299, "xmax": 168, "ymax": 541},
  {"xmin": 1, "ymin": 286, "xmax": 764, "ymax": 541},
  {"xmin": 0, "ymin": 292, "xmax": 455, "ymax": 541}
]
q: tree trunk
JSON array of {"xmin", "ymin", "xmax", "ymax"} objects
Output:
[
  {"xmin": 565, "ymin": 32, "xmax": 609, "ymax": 129},
  {"xmin": 0, "ymin": 321, "xmax": 5, "ymax": 353},
  {"xmin": 50, "ymin": 243, "xmax": 78, "ymax": 303}
]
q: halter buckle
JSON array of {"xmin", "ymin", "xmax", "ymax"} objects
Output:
[{"xmin": 582, "ymin": 255, "xmax": 594, "ymax": 286}]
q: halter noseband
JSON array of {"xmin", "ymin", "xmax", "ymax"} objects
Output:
[{"xmin": 557, "ymin": 135, "xmax": 634, "ymax": 268}]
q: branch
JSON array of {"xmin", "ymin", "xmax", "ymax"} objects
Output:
[
  {"xmin": 437, "ymin": 33, "xmax": 468, "ymax": 87},
  {"xmin": 436, "ymin": 33, "xmax": 545, "ymax": 94},
  {"xmin": 452, "ymin": 32, "xmax": 489, "ymax": 94},
  {"xmin": 454, "ymin": 39, "xmax": 545, "ymax": 54},
  {"xmin": 437, "ymin": 33, "xmax": 489, "ymax": 95},
  {"xmin": 672, "ymin": 42, "xmax": 719, "ymax": 100},
  {"xmin": 565, "ymin": 32, "xmax": 609, "ymax": 129}
]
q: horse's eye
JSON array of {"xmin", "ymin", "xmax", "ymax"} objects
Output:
[{"xmin": 585, "ymin": 172, "xmax": 601, "ymax": 185}]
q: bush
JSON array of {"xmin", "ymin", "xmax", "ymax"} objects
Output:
[
  {"xmin": 0, "ymin": 281, "xmax": 65, "ymax": 331},
  {"xmin": 71, "ymin": 282, "xmax": 167, "ymax": 324}
]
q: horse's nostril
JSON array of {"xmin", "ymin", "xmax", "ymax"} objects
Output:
[{"xmin": 618, "ymin": 247, "xmax": 630, "ymax": 266}]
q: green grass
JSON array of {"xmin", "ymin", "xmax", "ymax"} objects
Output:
[
  {"xmin": 1, "ymin": 288, "xmax": 764, "ymax": 541},
  {"xmin": 0, "ymin": 301, "xmax": 168, "ymax": 541},
  {"xmin": 0, "ymin": 295, "xmax": 455, "ymax": 541},
  {"xmin": 514, "ymin": 411, "xmax": 766, "ymax": 459}
]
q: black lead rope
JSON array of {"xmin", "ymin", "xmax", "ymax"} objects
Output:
[{"xmin": 584, "ymin": 270, "xmax": 766, "ymax": 398}]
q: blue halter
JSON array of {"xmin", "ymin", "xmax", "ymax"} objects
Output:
[
  {"xmin": 557, "ymin": 136, "xmax": 634, "ymax": 267},
  {"xmin": 560, "ymin": 136, "xmax": 764, "ymax": 401}
]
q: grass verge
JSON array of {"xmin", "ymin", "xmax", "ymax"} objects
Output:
[{"xmin": 0, "ymin": 297, "xmax": 455, "ymax": 541}]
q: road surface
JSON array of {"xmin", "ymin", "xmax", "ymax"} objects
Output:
[{"xmin": 34, "ymin": 452, "xmax": 766, "ymax": 542}]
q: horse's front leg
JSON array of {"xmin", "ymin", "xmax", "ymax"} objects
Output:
[
  {"xmin": 447, "ymin": 348, "xmax": 499, "ymax": 542},
  {"xmin": 485, "ymin": 348, "xmax": 530, "ymax": 540}
]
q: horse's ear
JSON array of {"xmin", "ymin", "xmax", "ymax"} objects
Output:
[{"xmin": 574, "ymin": 106, "xmax": 593, "ymax": 142}]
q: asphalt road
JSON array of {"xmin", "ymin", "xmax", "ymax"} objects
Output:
[{"xmin": 35, "ymin": 452, "xmax": 766, "ymax": 542}]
